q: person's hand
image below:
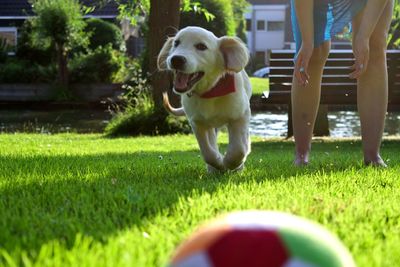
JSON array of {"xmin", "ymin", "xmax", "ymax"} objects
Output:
[
  {"xmin": 350, "ymin": 34, "xmax": 370, "ymax": 79},
  {"xmin": 294, "ymin": 43, "xmax": 314, "ymax": 86}
]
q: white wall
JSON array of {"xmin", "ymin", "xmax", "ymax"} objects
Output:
[{"xmin": 245, "ymin": 5, "xmax": 287, "ymax": 54}]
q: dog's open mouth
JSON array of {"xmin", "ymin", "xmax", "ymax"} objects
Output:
[{"xmin": 174, "ymin": 71, "xmax": 205, "ymax": 93}]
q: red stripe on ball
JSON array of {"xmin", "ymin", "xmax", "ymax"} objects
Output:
[{"xmin": 207, "ymin": 229, "xmax": 289, "ymax": 267}]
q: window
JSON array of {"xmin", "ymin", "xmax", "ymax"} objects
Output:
[
  {"xmin": 256, "ymin": 20, "xmax": 265, "ymax": 31},
  {"xmin": 246, "ymin": 19, "xmax": 252, "ymax": 32},
  {"xmin": 267, "ymin": 21, "xmax": 285, "ymax": 31},
  {"xmin": 0, "ymin": 27, "xmax": 17, "ymax": 54}
]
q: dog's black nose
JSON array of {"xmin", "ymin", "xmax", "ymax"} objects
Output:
[{"xmin": 170, "ymin": 55, "xmax": 186, "ymax": 70}]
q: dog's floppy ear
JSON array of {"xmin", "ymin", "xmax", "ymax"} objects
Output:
[
  {"xmin": 157, "ymin": 37, "xmax": 174, "ymax": 70},
  {"xmin": 219, "ymin": 36, "xmax": 249, "ymax": 73}
]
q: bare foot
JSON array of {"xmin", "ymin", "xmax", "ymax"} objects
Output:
[
  {"xmin": 364, "ymin": 155, "xmax": 387, "ymax": 168},
  {"xmin": 294, "ymin": 153, "xmax": 309, "ymax": 166}
]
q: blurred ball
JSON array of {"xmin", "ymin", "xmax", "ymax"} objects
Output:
[{"xmin": 169, "ymin": 211, "xmax": 355, "ymax": 267}]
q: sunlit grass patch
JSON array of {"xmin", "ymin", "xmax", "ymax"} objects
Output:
[
  {"xmin": 0, "ymin": 134, "xmax": 399, "ymax": 266},
  {"xmin": 250, "ymin": 77, "xmax": 269, "ymax": 96}
]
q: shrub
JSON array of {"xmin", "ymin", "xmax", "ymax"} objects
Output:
[
  {"xmin": 0, "ymin": 38, "xmax": 9, "ymax": 63},
  {"xmin": 0, "ymin": 59, "xmax": 56, "ymax": 83},
  {"xmin": 16, "ymin": 19, "xmax": 54, "ymax": 66},
  {"xmin": 105, "ymin": 106, "xmax": 190, "ymax": 136},
  {"xmin": 388, "ymin": 0, "xmax": 400, "ymax": 48},
  {"xmin": 105, "ymin": 65, "xmax": 191, "ymax": 136},
  {"xmin": 30, "ymin": 0, "xmax": 86, "ymax": 48},
  {"xmin": 180, "ymin": 0, "xmax": 236, "ymax": 37},
  {"xmin": 85, "ymin": 18, "xmax": 124, "ymax": 51},
  {"xmin": 232, "ymin": 0, "xmax": 249, "ymax": 42},
  {"xmin": 69, "ymin": 45, "xmax": 122, "ymax": 83},
  {"xmin": 30, "ymin": 0, "xmax": 87, "ymax": 85}
]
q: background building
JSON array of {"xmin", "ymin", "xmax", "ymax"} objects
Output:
[
  {"xmin": 246, "ymin": 0, "xmax": 351, "ymax": 68},
  {"xmin": 245, "ymin": 0, "xmax": 292, "ymax": 68}
]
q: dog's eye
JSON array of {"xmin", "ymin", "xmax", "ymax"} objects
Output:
[
  {"xmin": 195, "ymin": 43, "xmax": 208, "ymax": 51},
  {"xmin": 174, "ymin": 40, "xmax": 180, "ymax": 47}
]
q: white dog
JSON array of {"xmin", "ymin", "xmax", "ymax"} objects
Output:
[{"xmin": 158, "ymin": 26, "xmax": 252, "ymax": 172}]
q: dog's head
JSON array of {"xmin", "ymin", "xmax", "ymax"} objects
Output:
[{"xmin": 158, "ymin": 26, "xmax": 249, "ymax": 95}]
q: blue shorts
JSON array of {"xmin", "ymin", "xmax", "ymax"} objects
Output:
[{"xmin": 291, "ymin": 0, "xmax": 367, "ymax": 55}]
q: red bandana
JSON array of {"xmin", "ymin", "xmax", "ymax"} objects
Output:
[{"xmin": 200, "ymin": 74, "xmax": 236, "ymax": 99}]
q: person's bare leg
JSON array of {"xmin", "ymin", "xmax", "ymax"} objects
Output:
[
  {"xmin": 292, "ymin": 41, "xmax": 330, "ymax": 165},
  {"xmin": 352, "ymin": 0, "xmax": 394, "ymax": 167}
]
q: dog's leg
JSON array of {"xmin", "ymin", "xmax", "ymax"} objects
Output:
[
  {"xmin": 192, "ymin": 123, "xmax": 225, "ymax": 172},
  {"xmin": 207, "ymin": 128, "xmax": 219, "ymax": 153},
  {"xmin": 205, "ymin": 128, "xmax": 223, "ymax": 173},
  {"xmin": 224, "ymin": 112, "xmax": 251, "ymax": 171}
]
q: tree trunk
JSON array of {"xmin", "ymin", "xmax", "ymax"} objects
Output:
[
  {"xmin": 148, "ymin": 0, "xmax": 181, "ymax": 110},
  {"xmin": 56, "ymin": 43, "xmax": 68, "ymax": 87}
]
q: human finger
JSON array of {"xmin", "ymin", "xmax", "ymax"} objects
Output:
[
  {"xmin": 296, "ymin": 52, "xmax": 312, "ymax": 86},
  {"xmin": 302, "ymin": 60, "xmax": 310, "ymax": 85},
  {"xmin": 294, "ymin": 57, "xmax": 306, "ymax": 85},
  {"xmin": 349, "ymin": 65, "xmax": 362, "ymax": 79},
  {"xmin": 349, "ymin": 54, "xmax": 364, "ymax": 79},
  {"xmin": 359, "ymin": 55, "xmax": 369, "ymax": 76},
  {"xmin": 350, "ymin": 58, "xmax": 368, "ymax": 79},
  {"xmin": 350, "ymin": 45, "xmax": 371, "ymax": 79}
]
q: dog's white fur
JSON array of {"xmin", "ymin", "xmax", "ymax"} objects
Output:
[{"xmin": 158, "ymin": 26, "xmax": 252, "ymax": 172}]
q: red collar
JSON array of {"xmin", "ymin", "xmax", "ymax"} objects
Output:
[{"xmin": 200, "ymin": 74, "xmax": 236, "ymax": 99}]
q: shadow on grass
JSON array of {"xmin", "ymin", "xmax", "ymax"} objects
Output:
[{"xmin": 0, "ymin": 139, "xmax": 398, "ymax": 255}]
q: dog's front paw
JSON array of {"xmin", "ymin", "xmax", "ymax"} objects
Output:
[
  {"xmin": 203, "ymin": 154, "xmax": 225, "ymax": 173},
  {"xmin": 231, "ymin": 162, "xmax": 244, "ymax": 172},
  {"xmin": 223, "ymin": 151, "xmax": 246, "ymax": 171},
  {"xmin": 207, "ymin": 164, "xmax": 226, "ymax": 174}
]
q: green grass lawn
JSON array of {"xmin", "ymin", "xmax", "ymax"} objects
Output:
[
  {"xmin": 1, "ymin": 134, "xmax": 399, "ymax": 266},
  {"xmin": 250, "ymin": 77, "xmax": 269, "ymax": 96}
]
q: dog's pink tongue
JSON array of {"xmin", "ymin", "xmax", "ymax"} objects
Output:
[{"xmin": 175, "ymin": 72, "xmax": 190, "ymax": 90}]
